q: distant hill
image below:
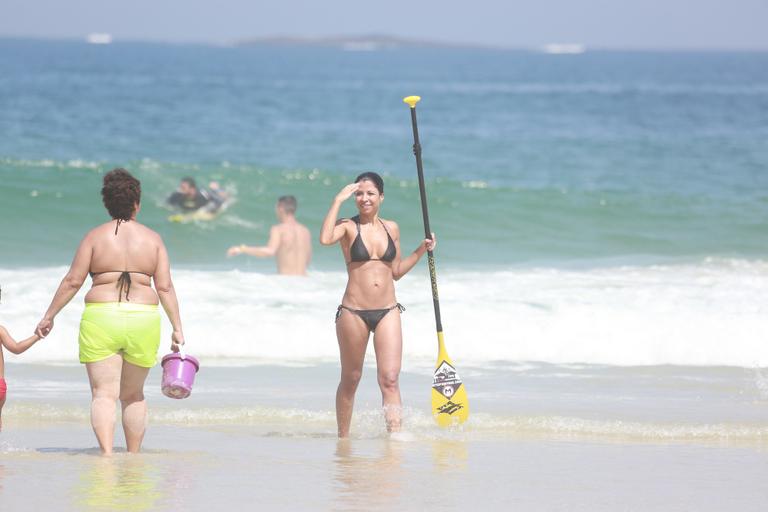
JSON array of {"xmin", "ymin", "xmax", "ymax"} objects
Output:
[{"xmin": 235, "ymin": 34, "xmax": 493, "ymax": 50}]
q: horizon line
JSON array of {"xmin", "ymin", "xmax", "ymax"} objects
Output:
[{"xmin": 1, "ymin": 34, "xmax": 767, "ymax": 53}]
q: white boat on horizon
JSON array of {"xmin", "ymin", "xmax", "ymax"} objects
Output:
[
  {"xmin": 86, "ymin": 33, "xmax": 113, "ymax": 45},
  {"xmin": 542, "ymin": 43, "xmax": 585, "ymax": 54}
]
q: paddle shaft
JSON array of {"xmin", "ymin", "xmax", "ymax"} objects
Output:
[{"xmin": 408, "ymin": 106, "xmax": 443, "ymax": 333}]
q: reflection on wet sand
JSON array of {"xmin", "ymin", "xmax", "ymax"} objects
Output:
[
  {"xmin": 74, "ymin": 455, "xmax": 163, "ymax": 511},
  {"xmin": 432, "ymin": 439, "xmax": 469, "ymax": 472},
  {"xmin": 332, "ymin": 439, "xmax": 405, "ymax": 511},
  {"xmin": 429, "ymin": 438, "xmax": 470, "ymax": 507}
]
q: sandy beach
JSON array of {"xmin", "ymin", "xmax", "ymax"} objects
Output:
[{"xmin": 2, "ymin": 362, "xmax": 768, "ymax": 510}]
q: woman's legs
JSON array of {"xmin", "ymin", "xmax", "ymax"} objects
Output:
[
  {"xmin": 119, "ymin": 360, "xmax": 151, "ymax": 453},
  {"xmin": 86, "ymin": 355, "xmax": 151, "ymax": 454},
  {"xmin": 373, "ymin": 310, "xmax": 403, "ymax": 432},
  {"xmin": 86, "ymin": 355, "xmax": 123, "ymax": 455},
  {"xmin": 336, "ymin": 311, "xmax": 371, "ymax": 438}
]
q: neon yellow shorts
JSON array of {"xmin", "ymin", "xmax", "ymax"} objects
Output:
[{"xmin": 79, "ymin": 302, "xmax": 161, "ymax": 368}]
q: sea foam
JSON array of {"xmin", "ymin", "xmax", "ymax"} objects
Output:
[{"xmin": 1, "ymin": 259, "xmax": 767, "ymax": 368}]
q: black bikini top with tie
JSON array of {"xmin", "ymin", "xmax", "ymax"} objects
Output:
[{"xmin": 348, "ymin": 216, "xmax": 396, "ymax": 264}]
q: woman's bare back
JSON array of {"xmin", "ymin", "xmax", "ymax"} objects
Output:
[{"xmin": 86, "ymin": 220, "xmax": 161, "ymax": 304}]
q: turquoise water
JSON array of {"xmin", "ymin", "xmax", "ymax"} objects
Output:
[
  {"xmin": 2, "ymin": 40, "xmax": 767, "ymax": 268},
  {"xmin": 1, "ymin": 39, "xmax": 768, "ymax": 369}
]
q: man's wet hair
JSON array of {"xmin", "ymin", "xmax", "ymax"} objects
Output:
[
  {"xmin": 181, "ymin": 177, "xmax": 197, "ymax": 189},
  {"xmin": 278, "ymin": 195, "xmax": 297, "ymax": 214}
]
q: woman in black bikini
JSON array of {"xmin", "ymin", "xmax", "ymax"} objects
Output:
[{"xmin": 320, "ymin": 172, "xmax": 436, "ymax": 437}]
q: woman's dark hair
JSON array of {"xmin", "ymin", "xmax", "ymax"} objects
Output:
[
  {"xmin": 354, "ymin": 171, "xmax": 384, "ymax": 194},
  {"xmin": 101, "ymin": 168, "xmax": 141, "ymax": 220}
]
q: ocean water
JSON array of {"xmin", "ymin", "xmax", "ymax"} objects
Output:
[
  {"xmin": 2, "ymin": 39, "xmax": 768, "ymax": 510},
  {"xmin": 1, "ymin": 41, "xmax": 768, "ymax": 268}
]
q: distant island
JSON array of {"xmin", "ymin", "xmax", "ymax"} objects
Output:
[
  {"xmin": 236, "ymin": 34, "xmax": 500, "ymax": 51},
  {"xmin": 235, "ymin": 35, "xmax": 587, "ymax": 53}
]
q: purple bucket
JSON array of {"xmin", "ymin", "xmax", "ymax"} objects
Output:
[{"xmin": 161, "ymin": 352, "xmax": 200, "ymax": 399}]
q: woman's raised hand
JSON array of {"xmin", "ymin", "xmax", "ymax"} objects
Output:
[{"xmin": 335, "ymin": 183, "xmax": 359, "ymax": 203}]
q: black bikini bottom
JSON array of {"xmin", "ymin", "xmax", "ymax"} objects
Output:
[{"xmin": 335, "ymin": 303, "xmax": 405, "ymax": 332}]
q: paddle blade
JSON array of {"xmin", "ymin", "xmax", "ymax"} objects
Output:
[{"xmin": 431, "ymin": 332, "xmax": 469, "ymax": 426}]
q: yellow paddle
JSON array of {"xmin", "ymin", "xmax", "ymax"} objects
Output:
[{"xmin": 403, "ymin": 95, "xmax": 469, "ymax": 427}]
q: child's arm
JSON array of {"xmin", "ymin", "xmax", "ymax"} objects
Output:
[{"xmin": 0, "ymin": 326, "xmax": 41, "ymax": 354}]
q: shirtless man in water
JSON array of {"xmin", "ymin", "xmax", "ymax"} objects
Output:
[{"xmin": 227, "ymin": 196, "xmax": 312, "ymax": 275}]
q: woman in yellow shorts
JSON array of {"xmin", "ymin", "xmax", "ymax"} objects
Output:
[{"xmin": 36, "ymin": 168, "xmax": 185, "ymax": 455}]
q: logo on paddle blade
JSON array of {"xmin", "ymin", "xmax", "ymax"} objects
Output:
[
  {"xmin": 433, "ymin": 361, "xmax": 462, "ymax": 399},
  {"xmin": 436, "ymin": 400, "xmax": 464, "ymax": 415}
]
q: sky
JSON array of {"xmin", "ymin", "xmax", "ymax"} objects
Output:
[{"xmin": 1, "ymin": 0, "xmax": 767, "ymax": 50}]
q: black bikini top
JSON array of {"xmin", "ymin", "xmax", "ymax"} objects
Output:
[
  {"xmin": 89, "ymin": 270, "xmax": 153, "ymax": 302},
  {"xmin": 348, "ymin": 216, "xmax": 396, "ymax": 264}
]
